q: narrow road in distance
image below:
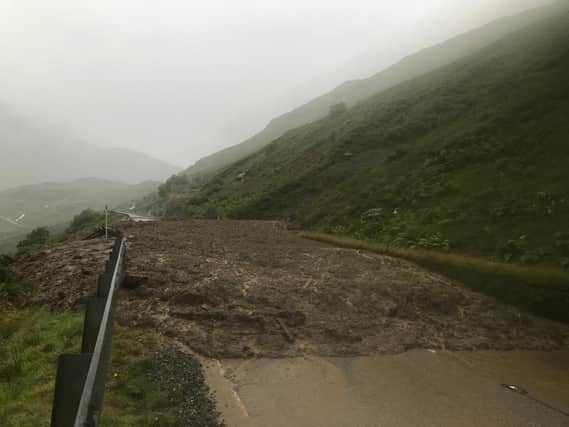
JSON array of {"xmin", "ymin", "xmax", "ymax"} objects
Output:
[{"xmin": 112, "ymin": 210, "xmax": 159, "ymax": 223}]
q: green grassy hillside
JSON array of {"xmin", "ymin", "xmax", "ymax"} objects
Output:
[
  {"xmin": 178, "ymin": 10, "xmax": 569, "ymax": 268},
  {"xmin": 181, "ymin": 1, "xmax": 567, "ymax": 183}
]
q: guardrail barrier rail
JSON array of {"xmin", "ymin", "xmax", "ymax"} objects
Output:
[{"xmin": 50, "ymin": 237, "xmax": 126, "ymax": 427}]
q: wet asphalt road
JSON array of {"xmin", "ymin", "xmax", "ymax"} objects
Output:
[{"xmin": 203, "ymin": 350, "xmax": 569, "ymax": 427}]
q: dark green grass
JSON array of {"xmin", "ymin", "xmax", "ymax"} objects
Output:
[
  {"xmin": 302, "ymin": 232, "xmax": 569, "ymax": 323},
  {"xmin": 0, "ymin": 308, "xmax": 176, "ymax": 426}
]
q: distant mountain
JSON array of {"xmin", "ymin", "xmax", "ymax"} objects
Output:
[
  {"xmin": 182, "ymin": 1, "xmax": 565, "ymax": 182},
  {"xmin": 178, "ymin": 7, "xmax": 569, "ymax": 265},
  {"xmin": 0, "ymin": 108, "xmax": 180, "ymax": 190},
  {"xmin": 0, "ymin": 178, "xmax": 159, "ymax": 236}
]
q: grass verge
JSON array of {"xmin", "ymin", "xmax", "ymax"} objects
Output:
[
  {"xmin": 301, "ymin": 232, "xmax": 569, "ymax": 323},
  {"xmin": 0, "ymin": 307, "xmax": 177, "ymax": 427}
]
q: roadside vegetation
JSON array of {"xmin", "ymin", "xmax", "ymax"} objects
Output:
[
  {"xmin": 16, "ymin": 227, "xmax": 50, "ymax": 256},
  {"xmin": 64, "ymin": 209, "xmax": 105, "ymax": 235},
  {"xmin": 0, "ymin": 255, "xmax": 179, "ymax": 426},
  {"xmin": 0, "ymin": 255, "xmax": 25, "ymax": 303},
  {"xmin": 0, "ymin": 220, "xmax": 182, "ymax": 426},
  {"xmin": 0, "ymin": 307, "xmax": 178, "ymax": 427},
  {"xmin": 302, "ymin": 232, "xmax": 569, "ymax": 323},
  {"xmin": 9, "ymin": 209, "xmax": 117, "ymax": 258},
  {"xmin": 0, "ymin": 255, "xmax": 14, "ymax": 283}
]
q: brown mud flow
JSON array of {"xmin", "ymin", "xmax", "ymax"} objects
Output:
[
  {"xmin": 16, "ymin": 239, "xmax": 113, "ymax": 308},
  {"xmin": 122, "ymin": 220, "xmax": 569, "ymax": 357},
  {"xmin": 18, "ymin": 219, "xmax": 568, "ymax": 358}
]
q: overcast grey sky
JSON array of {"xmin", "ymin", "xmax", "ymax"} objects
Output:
[{"xmin": 0, "ymin": 0, "xmax": 552, "ymax": 166}]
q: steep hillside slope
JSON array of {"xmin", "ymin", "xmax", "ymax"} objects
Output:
[
  {"xmin": 182, "ymin": 1, "xmax": 567, "ymax": 182},
  {"xmin": 180, "ymin": 10, "xmax": 569, "ymax": 266},
  {"xmin": 0, "ymin": 108, "xmax": 180, "ymax": 190}
]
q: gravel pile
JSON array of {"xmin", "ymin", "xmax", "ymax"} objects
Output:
[{"xmin": 151, "ymin": 347, "xmax": 225, "ymax": 427}]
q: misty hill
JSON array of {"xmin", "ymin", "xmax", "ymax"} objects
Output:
[
  {"xmin": 0, "ymin": 178, "xmax": 157, "ymax": 232},
  {"xmin": 0, "ymin": 109, "xmax": 180, "ymax": 190},
  {"xmin": 0, "ymin": 178, "xmax": 158, "ymax": 252},
  {"xmin": 182, "ymin": 1, "xmax": 565, "ymax": 182},
  {"xmin": 177, "ymin": 9, "xmax": 569, "ymax": 266}
]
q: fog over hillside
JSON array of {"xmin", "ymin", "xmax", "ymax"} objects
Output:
[
  {"xmin": 0, "ymin": 106, "xmax": 180, "ymax": 190},
  {"xmin": 182, "ymin": 1, "xmax": 564, "ymax": 181},
  {"xmin": 0, "ymin": 0, "xmax": 552, "ymax": 166},
  {"xmin": 178, "ymin": 7, "xmax": 569, "ymax": 267}
]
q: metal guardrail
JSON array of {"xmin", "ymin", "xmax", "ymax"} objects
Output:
[{"xmin": 50, "ymin": 237, "xmax": 127, "ymax": 427}]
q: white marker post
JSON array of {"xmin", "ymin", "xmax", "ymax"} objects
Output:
[{"xmin": 105, "ymin": 205, "xmax": 108, "ymax": 240}]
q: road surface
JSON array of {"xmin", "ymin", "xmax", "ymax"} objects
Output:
[
  {"xmin": 203, "ymin": 350, "xmax": 569, "ymax": 427},
  {"xmin": 112, "ymin": 210, "xmax": 159, "ymax": 223}
]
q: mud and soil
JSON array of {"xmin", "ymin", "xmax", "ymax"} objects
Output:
[
  {"xmin": 17, "ymin": 220, "xmax": 568, "ymax": 358},
  {"xmin": 15, "ymin": 239, "xmax": 113, "ymax": 308}
]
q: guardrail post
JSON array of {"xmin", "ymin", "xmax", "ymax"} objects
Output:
[
  {"xmin": 96, "ymin": 273, "xmax": 111, "ymax": 298},
  {"xmin": 92, "ymin": 311, "xmax": 115, "ymax": 418},
  {"xmin": 50, "ymin": 353, "xmax": 92, "ymax": 427},
  {"xmin": 81, "ymin": 298, "xmax": 106, "ymax": 354},
  {"xmin": 108, "ymin": 239, "xmax": 122, "ymax": 265}
]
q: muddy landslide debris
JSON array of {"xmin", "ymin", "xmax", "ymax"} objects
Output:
[{"xmin": 16, "ymin": 220, "xmax": 569, "ymax": 358}]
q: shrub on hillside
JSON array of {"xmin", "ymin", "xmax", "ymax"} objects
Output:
[
  {"xmin": 16, "ymin": 227, "xmax": 50, "ymax": 255},
  {"xmin": 0, "ymin": 254, "xmax": 14, "ymax": 283},
  {"xmin": 328, "ymin": 102, "xmax": 347, "ymax": 118},
  {"xmin": 158, "ymin": 174, "xmax": 190, "ymax": 198},
  {"xmin": 0, "ymin": 254, "xmax": 32, "ymax": 304},
  {"xmin": 66, "ymin": 209, "xmax": 105, "ymax": 234}
]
